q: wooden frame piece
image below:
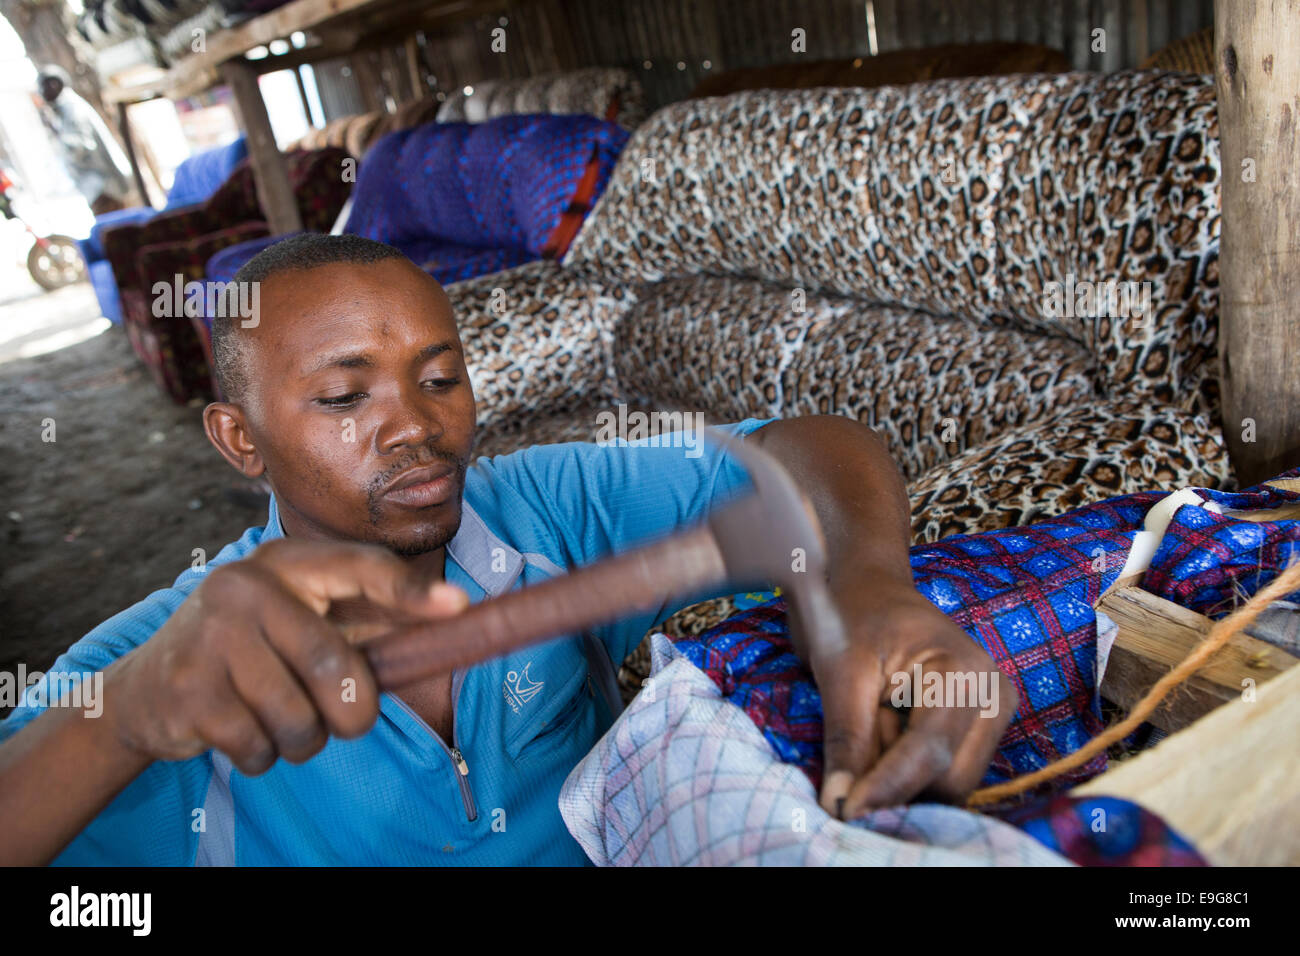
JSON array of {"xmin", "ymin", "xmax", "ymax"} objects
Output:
[
  {"xmin": 1098, "ymin": 585, "xmax": 1297, "ymax": 732},
  {"xmin": 1076, "ymin": 654, "xmax": 1300, "ymax": 865}
]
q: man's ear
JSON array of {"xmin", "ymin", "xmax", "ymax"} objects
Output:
[{"xmin": 203, "ymin": 402, "xmax": 265, "ymax": 478}]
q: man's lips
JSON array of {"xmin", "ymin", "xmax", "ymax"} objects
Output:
[{"xmin": 381, "ymin": 463, "xmax": 457, "ymax": 508}]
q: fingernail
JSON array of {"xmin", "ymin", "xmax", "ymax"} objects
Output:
[{"xmin": 821, "ymin": 770, "xmax": 853, "ymax": 817}]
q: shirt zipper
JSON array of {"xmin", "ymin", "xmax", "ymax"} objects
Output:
[
  {"xmin": 442, "ymin": 667, "xmax": 477, "ymax": 822},
  {"xmin": 390, "ymin": 666, "xmax": 478, "ymax": 823}
]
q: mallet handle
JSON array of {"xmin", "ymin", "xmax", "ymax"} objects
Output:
[{"xmin": 365, "ymin": 523, "xmax": 727, "ymax": 689}]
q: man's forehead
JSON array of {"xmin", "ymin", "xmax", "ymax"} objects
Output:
[
  {"xmin": 259, "ymin": 259, "xmax": 449, "ymax": 312},
  {"xmin": 252, "ymin": 261, "xmax": 456, "ymax": 348}
]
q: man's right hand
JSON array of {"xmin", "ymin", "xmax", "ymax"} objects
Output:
[{"xmin": 102, "ymin": 538, "xmax": 468, "ymax": 775}]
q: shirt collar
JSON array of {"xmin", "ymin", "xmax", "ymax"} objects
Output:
[{"xmin": 261, "ymin": 491, "xmax": 523, "ymax": 597}]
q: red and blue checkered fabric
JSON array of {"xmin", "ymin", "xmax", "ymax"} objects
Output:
[{"xmin": 999, "ymin": 795, "xmax": 1207, "ymax": 866}]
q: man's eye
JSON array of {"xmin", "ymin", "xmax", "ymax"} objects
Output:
[
  {"xmin": 316, "ymin": 393, "xmax": 364, "ymax": 407},
  {"xmin": 424, "ymin": 377, "xmax": 460, "ymax": 389}
]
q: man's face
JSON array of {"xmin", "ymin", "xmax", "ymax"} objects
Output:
[
  {"xmin": 238, "ymin": 258, "xmax": 476, "ymax": 556},
  {"xmin": 39, "ymin": 76, "xmax": 62, "ymax": 103}
]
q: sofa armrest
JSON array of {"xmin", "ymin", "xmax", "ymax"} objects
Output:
[
  {"xmin": 101, "ymin": 204, "xmax": 226, "ymax": 295},
  {"xmin": 445, "ymin": 261, "xmax": 638, "ymax": 433},
  {"xmin": 84, "ymin": 206, "xmax": 157, "ymax": 262},
  {"xmin": 135, "ymin": 221, "xmax": 272, "ymax": 304},
  {"xmin": 907, "ymin": 397, "xmax": 1230, "ymax": 543}
]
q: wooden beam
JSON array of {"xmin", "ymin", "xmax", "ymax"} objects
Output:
[
  {"xmin": 1215, "ymin": 0, "xmax": 1300, "ymax": 485},
  {"xmin": 219, "ymin": 60, "xmax": 303, "ymax": 235},
  {"xmin": 125, "ymin": 0, "xmax": 494, "ymax": 102},
  {"xmin": 1098, "ymin": 586, "xmax": 1297, "ymax": 732},
  {"xmin": 115, "ymin": 102, "xmax": 151, "ymax": 209},
  {"xmin": 1075, "ymin": 651, "xmax": 1300, "ymax": 865}
]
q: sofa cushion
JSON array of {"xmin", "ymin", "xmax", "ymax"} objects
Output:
[
  {"xmin": 568, "ymin": 72, "xmax": 1222, "ymax": 414},
  {"xmin": 614, "ymin": 274, "xmax": 1097, "ymax": 480},
  {"xmin": 84, "ymin": 206, "xmax": 158, "ymax": 261},
  {"xmin": 907, "ymin": 397, "xmax": 1230, "ymax": 542},
  {"xmin": 414, "ymin": 242, "xmax": 535, "ymax": 285},
  {"xmin": 566, "ymin": 77, "xmax": 1055, "ymax": 321},
  {"xmin": 447, "ymin": 262, "xmax": 638, "ymax": 436},
  {"xmin": 165, "ymin": 136, "xmax": 249, "ymax": 210},
  {"xmin": 348, "ymin": 113, "xmax": 627, "ymax": 262}
]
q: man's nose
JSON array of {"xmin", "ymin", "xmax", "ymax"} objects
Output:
[{"xmin": 374, "ymin": 385, "xmax": 445, "ymax": 453}]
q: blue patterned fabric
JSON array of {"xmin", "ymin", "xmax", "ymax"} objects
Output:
[
  {"xmin": 202, "ymin": 114, "xmax": 627, "ymax": 297},
  {"xmin": 164, "ymin": 137, "xmax": 249, "ymax": 210},
  {"xmin": 1000, "ymin": 795, "xmax": 1207, "ymax": 866},
  {"xmin": 349, "ymin": 113, "xmax": 627, "ymax": 263},
  {"xmin": 684, "ymin": 469, "xmax": 1300, "ymax": 798}
]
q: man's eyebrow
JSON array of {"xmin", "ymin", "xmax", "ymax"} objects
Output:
[
  {"xmin": 302, "ymin": 342, "xmax": 457, "ymax": 377},
  {"xmin": 415, "ymin": 342, "xmax": 456, "ymax": 362},
  {"xmin": 303, "ymin": 351, "xmax": 375, "ymax": 377}
]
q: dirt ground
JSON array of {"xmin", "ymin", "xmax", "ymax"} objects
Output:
[{"xmin": 0, "ymin": 280, "xmax": 268, "ymax": 708}]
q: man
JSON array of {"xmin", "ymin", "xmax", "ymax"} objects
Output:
[
  {"xmin": 0, "ymin": 234, "xmax": 1014, "ymax": 865},
  {"xmin": 35, "ymin": 66, "xmax": 134, "ymax": 215}
]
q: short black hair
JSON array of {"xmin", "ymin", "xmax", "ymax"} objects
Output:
[{"xmin": 211, "ymin": 233, "xmax": 407, "ymax": 404}]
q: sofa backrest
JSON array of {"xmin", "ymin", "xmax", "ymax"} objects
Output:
[
  {"xmin": 992, "ymin": 71, "xmax": 1219, "ymax": 411},
  {"xmin": 436, "ymin": 68, "xmax": 646, "ymax": 130},
  {"xmin": 566, "ymin": 71, "xmax": 1221, "ymax": 412},
  {"xmin": 346, "ymin": 113, "xmax": 628, "ymax": 260},
  {"xmin": 165, "ymin": 136, "xmax": 249, "ymax": 209}
]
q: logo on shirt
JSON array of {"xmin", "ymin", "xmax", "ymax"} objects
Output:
[{"xmin": 502, "ymin": 663, "xmax": 543, "ymax": 713}]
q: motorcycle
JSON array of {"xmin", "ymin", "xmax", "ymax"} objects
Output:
[{"xmin": 0, "ymin": 168, "xmax": 87, "ymax": 292}]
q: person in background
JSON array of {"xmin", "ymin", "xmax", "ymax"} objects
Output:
[{"xmin": 35, "ymin": 65, "xmax": 134, "ymax": 215}]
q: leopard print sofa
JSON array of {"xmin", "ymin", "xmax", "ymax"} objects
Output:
[
  {"xmin": 567, "ymin": 70, "xmax": 1221, "ymax": 419},
  {"xmin": 446, "ymin": 71, "xmax": 1230, "ymax": 694},
  {"xmin": 463, "ymin": 70, "xmax": 1226, "ymax": 487}
]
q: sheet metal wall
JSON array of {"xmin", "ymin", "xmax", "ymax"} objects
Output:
[{"xmin": 309, "ymin": 0, "xmax": 1216, "ymax": 122}]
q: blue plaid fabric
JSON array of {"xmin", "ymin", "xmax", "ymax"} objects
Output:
[
  {"xmin": 681, "ymin": 468, "xmax": 1300, "ymax": 796},
  {"xmin": 1144, "ymin": 481, "xmax": 1300, "ymax": 617}
]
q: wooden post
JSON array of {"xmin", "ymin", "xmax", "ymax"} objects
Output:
[
  {"xmin": 1215, "ymin": 0, "xmax": 1300, "ymax": 486},
  {"xmin": 220, "ymin": 59, "xmax": 303, "ymax": 235},
  {"xmin": 293, "ymin": 65, "xmax": 314, "ymax": 127},
  {"xmin": 115, "ymin": 101, "xmax": 151, "ymax": 209}
]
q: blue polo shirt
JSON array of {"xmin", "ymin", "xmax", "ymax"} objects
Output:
[{"xmin": 0, "ymin": 418, "xmax": 774, "ymax": 865}]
